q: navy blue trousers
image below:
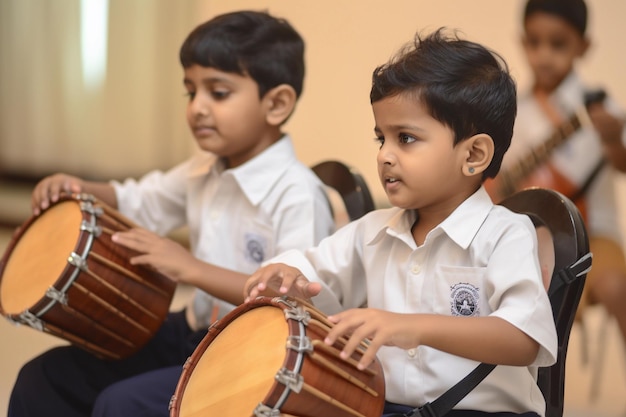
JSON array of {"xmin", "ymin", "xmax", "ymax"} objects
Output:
[{"xmin": 8, "ymin": 310, "xmax": 206, "ymax": 417}]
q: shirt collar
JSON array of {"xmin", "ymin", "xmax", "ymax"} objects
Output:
[
  {"xmin": 368, "ymin": 186, "xmax": 494, "ymax": 249},
  {"xmin": 227, "ymin": 135, "xmax": 297, "ymax": 206},
  {"xmin": 438, "ymin": 186, "xmax": 494, "ymax": 249},
  {"xmin": 553, "ymin": 71, "xmax": 585, "ymax": 114}
]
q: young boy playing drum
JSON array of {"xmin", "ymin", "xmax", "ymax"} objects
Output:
[
  {"xmin": 10, "ymin": 10, "xmax": 334, "ymax": 417},
  {"xmin": 245, "ymin": 28, "xmax": 558, "ymax": 417}
]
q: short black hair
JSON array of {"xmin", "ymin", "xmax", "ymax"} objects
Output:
[
  {"xmin": 524, "ymin": 0, "xmax": 588, "ymax": 36},
  {"xmin": 179, "ymin": 10, "xmax": 305, "ymax": 99},
  {"xmin": 370, "ymin": 28, "xmax": 517, "ymax": 180}
]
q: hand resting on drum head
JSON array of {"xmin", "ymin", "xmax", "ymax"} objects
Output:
[
  {"xmin": 30, "ymin": 172, "xmax": 201, "ymax": 297},
  {"xmin": 31, "ymin": 173, "xmax": 119, "ymax": 216},
  {"xmin": 31, "ymin": 173, "xmax": 250, "ymax": 307},
  {"xmin": 245, "ymin": 262, "xmax": 323, "ymax": 303}
]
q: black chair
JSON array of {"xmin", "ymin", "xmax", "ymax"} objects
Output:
[
  {"xmin": 311, "ymin": 160, "xmax": 375, "ymax": 222},
  {"xmin": 500, "ymin": 187, "xmax": 591, "ymax": 417}
]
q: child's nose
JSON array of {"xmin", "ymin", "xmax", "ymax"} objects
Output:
[
  {"xmin": 189, "ymin": 95, "xmax": 209, "ymax": 117},
  {"xmin": 536, "ymin": 44, "xmax": 554, "ymax": 62},
  {"xmin": 377, "ymin": 145, "xmax": 396, "ymax": 165}
]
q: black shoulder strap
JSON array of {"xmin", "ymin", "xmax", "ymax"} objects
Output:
[
  {"xmin": 401, "ymin": 363, "xmax": 496, "ymax": 417},
  {"xmin": 394, "ymin": 251, "xmax": 592, "ymax": 417}
]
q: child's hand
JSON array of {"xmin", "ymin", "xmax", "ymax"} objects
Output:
[
  {"xmin": 325, "ymin": 308, "xmax": 420, "ymax": 371},
  {"xmin": 112, "ymin": 227, "xmax": 190, "ymax": 283},
  {"xmin": 31, "ymin": 173, "xmax": 84, "ymax": 215},
  {"xmin": 587, "ymin": 102, "xmax": 624, "ymax": 146},
  {"xmin": 244, "ymin": 263, "xmax": 321, "ymax": 302}
]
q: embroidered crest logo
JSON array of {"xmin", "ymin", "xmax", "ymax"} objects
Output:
[
  {"xmin": 450, "ymin": 283, "xmax": 480, "ymax": 317},
  {"xmin": 245, "ymin": 233, "xmax": 266, "ymax": 264}
]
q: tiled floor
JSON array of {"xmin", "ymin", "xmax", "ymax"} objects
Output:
[{"xmin": 1, "ymin": 184, "xmax": 625, "ymax": 416}]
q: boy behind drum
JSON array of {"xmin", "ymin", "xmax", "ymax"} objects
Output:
[
  {"xmin": 245, "ymin": 29, "xmax": 558, "ymax": 417},
  {"xmin": 10, "ymin": 10, "xmax": 334, "ymax": 417}
]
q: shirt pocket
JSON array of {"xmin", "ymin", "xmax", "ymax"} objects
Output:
[
  {"xmin": 236, "ymin": 218, "xmax": 275, "ymax": 270},
  {"xmin": 433, "ymin": 265, "xmax": 488, "ymax": 317}
]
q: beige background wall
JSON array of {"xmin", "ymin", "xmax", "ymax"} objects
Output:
[
  {"xmin": 1, "ymin": 0, "xmax": 625, "ymax": 206},
  {"xmin": 201, "ymin": 0, "xmax": 626, "ymax": 206}
]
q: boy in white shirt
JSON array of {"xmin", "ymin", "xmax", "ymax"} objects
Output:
[
  {"xmin": 246, "ymin": 28, "xmax": 557, "ymax": 417},
  {"xmin": 11, "ymin": 10, "xmax": 334, "ymax": 417},
  {"xmin": 494, "ymin": 0, "xmax": 626, "ymax": 364}
]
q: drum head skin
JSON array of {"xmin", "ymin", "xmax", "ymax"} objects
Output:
[
  {"xmin": 179, "ymin": 306, "xmax": 287, "ymax": 416},
  {"xmin": 1, "ymin": 200, "xmax": 82, "ymax": 314},
  {"xmin": 171, "ymin": 297, "xmax": 385, "ymax": 417}
]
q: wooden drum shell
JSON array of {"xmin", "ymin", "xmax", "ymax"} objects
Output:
[
  {"xmin": 0, "ymin": 194, "xmax": 176, "ymax": 360},
  {"xmin": 170, "ymin": 296, "xmax": 385, "ymax": 417}
]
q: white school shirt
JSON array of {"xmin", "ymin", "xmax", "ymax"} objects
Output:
[
  {"xmin": 269, "ymin": 186, "xmax": 558, "ymax": 415},
  {"xmin": 504, "ymin": 71, "xmax": 626, "ymax": 244},
  {"xmin": 111, "ymin": 136, "xmax": 335, "ymax": 330}
]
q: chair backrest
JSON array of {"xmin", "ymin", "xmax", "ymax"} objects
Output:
[
  {"xmin": 311, "ymin": 160, "xmax": 376, "ymax": 223},
  {"xmin": 499, "ymin": 187, "xmax": 591, "ymax": 417}
]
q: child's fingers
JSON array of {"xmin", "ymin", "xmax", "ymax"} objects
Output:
[
  {"xmin": 298, "ymin": 280, "xmax": 322, "ymax": 298},
  {"xmin": 244, "ymin": 266, "xmax": 284, "ymax": 301},
  {"xmin": 49, "ymin": 176, "xmax": 76, "ymax": 203},
  {"xmin": 324, "ymin": 310, "xmax": 381, "ymax": 370},
  {"xmin": 31, "ymin": 178, "xmax": 55, "ymax": 214},
  {"xmin": 128, "ymin": 254, "xmax": 150, "ymax": 266},
  {"xmin": 244, "ymin": 264, "xmax": 307, "ymax": 302},
  {"xmin": 31, "ymin": 175, "xmax": 82, "ymax": 215},
  {"xmin": 244, "ymin": 272, "xmax": 266, "ymax": 301},
  {"xmin": 324, "ymin": 311, "xmax": 357, "ymax": 346},
  {"xmin": 355, "ymin": 342, "xmax": 379, "ymax": 371},
  {"xmin": 112, "ymin": 228, "xmax": 154, "ymax": 252}
]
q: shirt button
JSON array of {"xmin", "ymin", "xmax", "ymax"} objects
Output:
[
  {"xmin": 407, "ymin": 348, "xmax": 417, "ymax": 358},
  {"xmin": 411, "ymin": 264, "xmax": 421, "ymax": 274}
]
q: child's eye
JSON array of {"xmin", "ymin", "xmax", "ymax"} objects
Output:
[
  {"xmin": 526, "ymin": 38, "xmax": 539, "ymax": 48},
  {"xmin": 184, "ymin": 91, "xmax": 196, "ymax": 101},
  {"xmin": 550, "ymin": 39, "xmax": 568, "ymax": 51},
  {"xmin": 399, "ymin": 133, "xmax": 416, "ymax": 144},
  {"xmin": 211, "ymin": 90, "xmax": 231, "ymax": 100},
  {"xmin": 374, "ymin": 136, "xmax": 385, "ymax": 148}
]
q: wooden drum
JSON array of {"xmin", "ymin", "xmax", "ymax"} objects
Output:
[
  {"xmin": 170, "ymin": 296, "xmax": 385, "ymax": 417},
  {"xmin": 0, "ymin": 194, "xmax": 176, "ymax": 360}
]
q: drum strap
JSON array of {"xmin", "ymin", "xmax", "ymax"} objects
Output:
[{"xmin": 390, "ymin": 249, "xmax": 592, "ymax": 417}]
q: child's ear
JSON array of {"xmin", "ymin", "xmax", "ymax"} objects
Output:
[
  {"xmin": 579, "ymin": 36, "xmax": 591, "ymax": 58},
  {"xmin": 263, "ymin": 84, "xmax": 297, "ymax": 126},
  {"xmin": 462, "ymin": 133, "xmax": 494, "ymax": 177},
  {"xmin": 520, "ymin": 33, "xmax": 531, "ymax": 51}
]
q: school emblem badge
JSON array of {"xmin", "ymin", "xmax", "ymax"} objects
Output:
[
  {"xmin": 450, "ymin": 283, "xmax": 480, "ymax": 317},
  {"xmin": 245, "ymin": 233, "xmax": 266, "ymax": 264}
]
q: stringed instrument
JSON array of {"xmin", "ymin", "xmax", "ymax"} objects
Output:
[{"xmin": 485, "ymin": 89, "xmax": 606, "ymax": 221}]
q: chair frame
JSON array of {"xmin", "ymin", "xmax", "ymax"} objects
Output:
[
  {"xmin": 311, "ymin": 160, "xmax": 375, "ymax": 221},
  {"xmin": 500, "ymin": 187, "xmax": 591, "ymax": 417}
]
